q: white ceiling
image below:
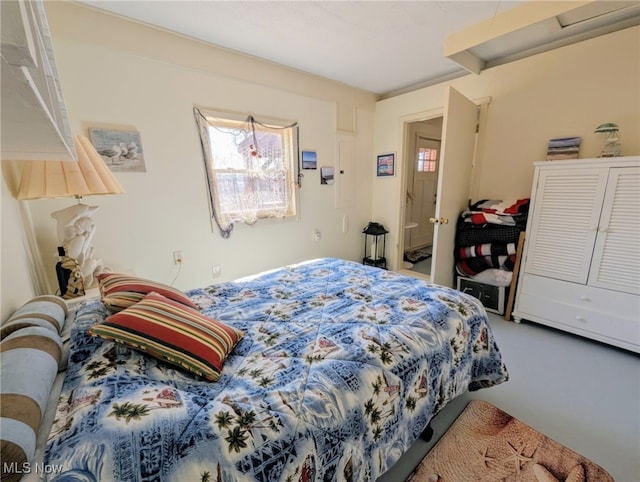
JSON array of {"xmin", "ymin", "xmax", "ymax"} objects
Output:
[{"xmin": 76, "ymin": 1, "xmax": 526, "ymax": 96}]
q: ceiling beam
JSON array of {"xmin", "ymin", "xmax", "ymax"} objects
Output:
[{"xmin": 444, "ymin": 0, "xmax": 640, "ymax": 74}]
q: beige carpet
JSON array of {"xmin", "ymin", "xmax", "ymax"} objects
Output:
[{"xmin": 407, "ymin": 400, "xmax": 614, "ymax": 482}]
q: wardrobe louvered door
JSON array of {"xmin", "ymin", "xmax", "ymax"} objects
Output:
[
  {"xmin": 523, "ymin": 167, "xmax": 608, "ymax": 284},
  {"xmin": 588, "ymin": 167, "xmax": 640, "ymax": 295}
]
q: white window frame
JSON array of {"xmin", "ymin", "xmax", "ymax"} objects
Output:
[{"xmin": 194, "ymin": 107, "xmax": 299, "ymax": 238}]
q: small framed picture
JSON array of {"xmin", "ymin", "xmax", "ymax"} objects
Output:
[
  {"xmin": 89, "ymin": 127, "xmax": 146, "ymax": 172},
  {"xmin": 376, "ymin": 153, "xmax": 395, "ymax": 177},
  {"xmin": 301, "ymin": 150, "xmax": 317, "ymax": 169},
  {"xmin": 320, "ymin": 166, "xmax": 334, "ymax": 185}
]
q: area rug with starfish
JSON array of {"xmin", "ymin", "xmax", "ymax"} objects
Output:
[{"xmin": 407, "ymin": 400, "xmax": 614, "ymax": 482}]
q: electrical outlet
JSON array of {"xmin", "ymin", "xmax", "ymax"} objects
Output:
[
  {"xmin": 173, "ymin": 251, "xmax": 183, "ymax": 264},
  {"xmin": 313, "ymin": 229, "xmax": 321, "ymax": 241},
  {"xmin": 212, "ymin": 265, "xmax": 222, "ymax": 278}
]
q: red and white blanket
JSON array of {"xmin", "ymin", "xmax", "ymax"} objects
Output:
[
  {"xmin": 461, "ymin": 199, "xmax": 530, "ymax": 227},
  {"xmin": 457, "ymin": 242, "xmax": 517, "ymax": 260},
  {"xmin": 456, "ymin": 255, "xmax": 517, "ymax": 277},
  {"xmin": 471, "ymin": 198, "xmax": 530, "ymax": 215}
]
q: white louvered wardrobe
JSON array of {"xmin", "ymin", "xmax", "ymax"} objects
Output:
[{"xmin": 513, "ymin": 156, "xmax": 640, "ymax": 353}]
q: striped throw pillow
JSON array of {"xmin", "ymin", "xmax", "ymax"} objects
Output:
[
  {"xmin": 98, "ymin": 273, "xmax": 198, "ymax": 312},
  {"xmin": 1, "ymin": 326, "xmax": 62, "ymax": 482},
  {"xmin": 88, "ymin": 292, "xmax": 243, "ymax": 381}
]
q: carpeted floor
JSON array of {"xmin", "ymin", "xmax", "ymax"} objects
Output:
[{"xmin": 407, "ymin": 400, "xmax": 614, "ymax": 482}]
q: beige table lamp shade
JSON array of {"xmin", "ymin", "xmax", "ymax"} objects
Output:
[{"xmin": 17, "ymin": 135, "xmax": 124, "ymax": 200}]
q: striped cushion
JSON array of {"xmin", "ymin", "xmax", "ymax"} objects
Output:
[
  {"xmin": 1, "ymin": 326, "xmax": 62, "ymax": 482},
  {"xmin": 1, "ymin": 295, "xmax": 67, "ymax": 337},
  {"xmin": 88, "ymin": 292, "xmax": 243, "ymax": 381},
  {"xmin": 98, "ymin": 273, "xmax": 198, "ymax": 313}
]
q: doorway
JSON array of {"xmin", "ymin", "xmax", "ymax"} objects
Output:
[
  {"xmin": 402, "ymin": 118, "xmax": 443, "ymax": 278},
  {"xmin": 395, "ymin": 87, "xmax": 482, "ymax": 287}
]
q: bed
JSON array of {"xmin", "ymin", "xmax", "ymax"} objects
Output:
[{"xmin": 6, "ymin": 258, "xmax": 508, "ymax": 481}]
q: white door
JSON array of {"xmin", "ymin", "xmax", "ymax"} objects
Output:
[
  {"xmin": 431, "ymin": 87, "xmax": 478, "ymax": 287},
  {"xmin": 410, "ymin": 136, "xmax": 440, "ymax": 249},
  {"xmin": 404, "ymin": 148, "xmax": 417, "ymax": 252}
]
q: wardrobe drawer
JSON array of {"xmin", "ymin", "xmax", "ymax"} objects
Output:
[
  {"xmin": 516, "ymin": 274, "xmax": 640, "ymax": 351},
  {"xmin": 517, "ymin": 292, "xmax": 638, "ymax": 342},
  {"xmin": 520, "ymin": 274, "xmax": 639, "ymax": 320}
]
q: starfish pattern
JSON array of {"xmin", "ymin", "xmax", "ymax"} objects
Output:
[
  {"xmin": 505, "ymin": 441, "xmax": 535, "ymax": 473},
  {"xmin": 474, "ymin": 445, "xmax": 496, "ymax": 469}
]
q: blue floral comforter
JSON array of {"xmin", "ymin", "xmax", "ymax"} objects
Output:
[{"xmin": 44, "ymin": 258, "xmax": 508, "ymax": 481}]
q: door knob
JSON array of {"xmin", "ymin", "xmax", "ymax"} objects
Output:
[
  {"xmin": 429, "ymin": 217, "xmax": 438, "ymax": 224},
  {"xmin": 439, "ymin": 217, "xmax": 449, "ymax": 224}
]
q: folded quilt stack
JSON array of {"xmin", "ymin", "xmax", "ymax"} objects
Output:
[{"xmin": 455, "ymin": 199, "xmax": 529, "ymax": 285}]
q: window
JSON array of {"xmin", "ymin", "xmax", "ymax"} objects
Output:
[
  {"xmin": 417, "ymin": 147, "xmax": 438, "ymax": 173},
  {"xmin": 194, "ymin": 108, "xmax": 299, "ymax": 238}
]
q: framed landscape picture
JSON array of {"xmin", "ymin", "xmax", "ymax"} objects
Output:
[
  {"xmin": 376, "ymin": 153, "xmax": 395, "ymax": 177},
  {"xmin": 301, "ymin": 150, "xmax": 317, "ymax": 169}
]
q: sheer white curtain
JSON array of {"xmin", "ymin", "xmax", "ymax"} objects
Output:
[{"xmin": 194, "ymin": 107, "xmax": 299, "ymax": 238}]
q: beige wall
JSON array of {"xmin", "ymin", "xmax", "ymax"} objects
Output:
[
  {"xmin": 1, "ymin": 2, "xmax": 376, "ymax": 311},
  {"xmin": 373, "ymin": 26, "xmax": 640, "ymax": 271}
]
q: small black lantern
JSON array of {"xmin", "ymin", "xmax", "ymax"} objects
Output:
[{"xmin": 362, "ymin": 222, "xmax": 388, "ymax": 269}]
